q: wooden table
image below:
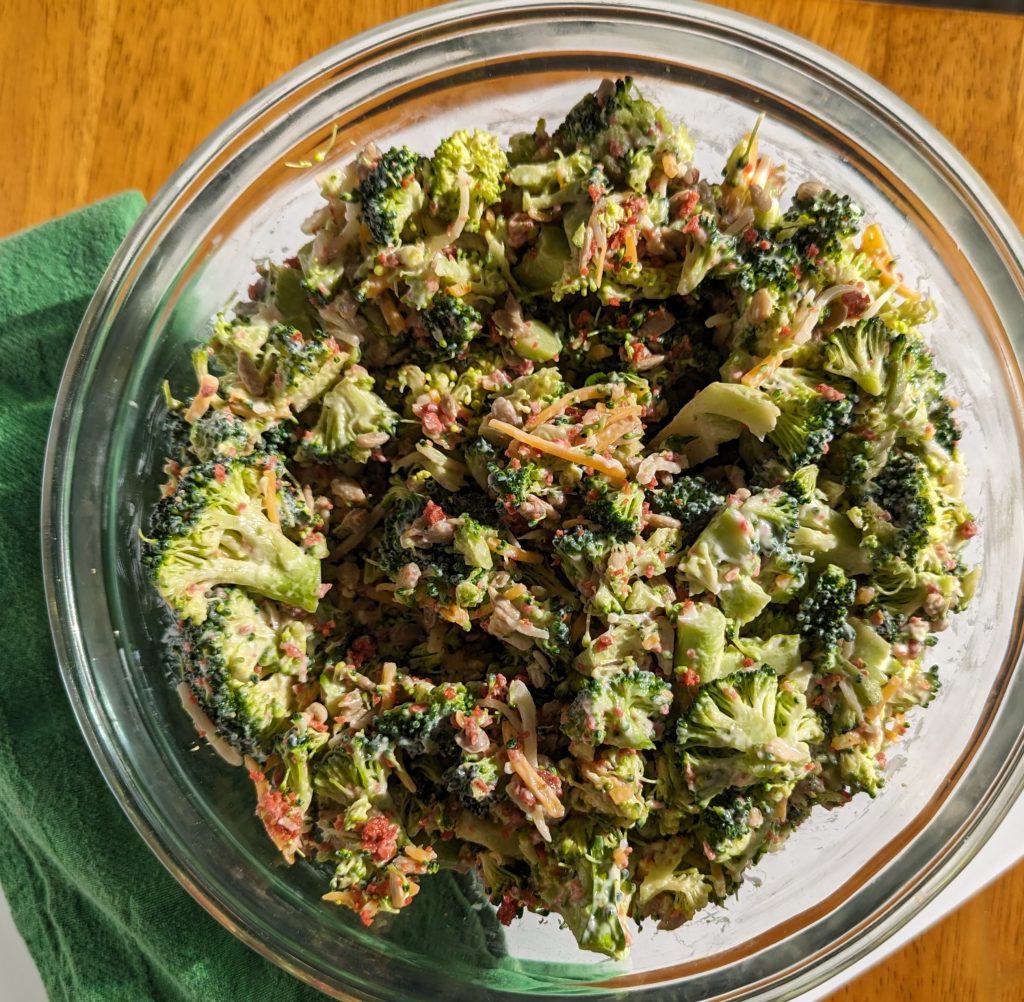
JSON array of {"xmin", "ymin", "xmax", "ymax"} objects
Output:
[{"xmin": 3, "ymin": 0, "xmax": 1022, "ymax": 998}]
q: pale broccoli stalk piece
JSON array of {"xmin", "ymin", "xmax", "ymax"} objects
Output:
[
  {"xmin": 651, "ymin": 382, "xmax": 780, "ymax": 466},
  {"xmin": 298, "ymin": 366, "xmax": 398, "ymax": 464},
  {"xmin": 679, "ymin": 488, "xmax": 798, "ymax": 625},
  {"xmin": 177, "ymin": 586, "xmax": 309, "ymax": 758},
  {"xmin": 358, "ymin": 145, "xmax": 425, "ymax": 247},
  {"xmin": 514, "ymin": 225, "xmax": 573, "ymax": 292},
  {"xmin": 791, "ymin": 499, "xmax": 871, "ymax": 576},
  {"xmin": 676, "ymin": 666, "xmax": 824, "ymax": 803},
  {"xmin": 567, "ymin": 747, "xmax": 649, "ymax": 828},
  {"xmin": 530, "ymin": 818, "xmax": 634, "ymax": 959},
  {"xmin": 823, "ymin": 317, "xmax": 892, "ymax": 396},
  {"xmin": 428, "ymin": 129, "xmax": 508, "ymax": 233},
  {"xmin": 729, "ymin": 633, "xmax": 803, "ymax": 676},
  {"xmin": 633, "ymin": 838, "xmax": 714, "ymax": 930},
  {"xmin": 674, "ymin": 599, "xmax": 728, "ymax": 686},
  {"xmin": 143, "ymin": 456, "xmax": 322, "ymax": 622},
  {"xmin": 563, "ymin": 669, "xmax": 672, "ymax": 751}
]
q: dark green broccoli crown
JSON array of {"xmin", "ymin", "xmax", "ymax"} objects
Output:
[
  {"xmin": 144, "ymin": 454, "xmax": 321, "ymax": 621},
  {"xmin": 444, "ymin": 755, "xmax": 500, "ymax": 814},
  {"xmin": 930, "ymin": 398, "xmax": 962, "ymax": 453},
  {"xmin": 796, "ymin": 563, "xmax": 855, "ymax": 659},
  {"xmin": 551, "ymin": 524, "xmax": 617, "ymax": 584},
  {"xmin": 781, "ymin": 188, "xmax": 863, "ymax": 265},
  {"xmin": 553, "ymin": 77, "xmax": 656, "ymax": 161},
  {"xmin": 177, "ymin": 586, "xmax": 297, "ymax": 758},
  {"xmin": 421, "ymin": 294, "xmax": 482, "ymax": 359},
  {"xmin": 583, "ymin": 477, "xmax": 644, "ymax": 541},
  {"xmin": 374, "ymin": 682, "xmax": 474, "ymax": 757},
  {"xmin": 564, "ymin": 669, "xmax": 672, "ymax": 748},
  {"xmin": 823, "ymin": 317, "xmax": 891, "ymax": 396},
  {"xmin": 647, "ymin": 475, "xmax": 725, "ymax": 545},
  {"xmin": 487, "ymin": 460, "xmax": 547, "ymax": 506},
  {"xmin": 263, "ymin": 324, "xmax": 337, "ymax": 391},
  {"xmin": 765, "ymin": 369, "xmax": 855, "ymax": 469},
  {"xmin": 733, "ymin": 232, "xmax": 800, "ymax": 295},
  {"xmin": 188, "ymin": 410, "xmax": 260, "ymax": 463},
  {"xmin": 872, "ymin": 451, "xmax": 936, "ymax": 560},
  {"xmin": 358, "ymin": 145, "xmax": 422, "ymax": 246}
]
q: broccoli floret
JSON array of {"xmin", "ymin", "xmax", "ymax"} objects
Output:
[
  {"xmin": 780, "ymin": 464, "xmax": 819, "ymax": 505},
  {"xmin": 563, "ymin": 669, "xmax": 672, "ymax": 750},
  {"xmin": 647, "ymin": 476, "xmax": 725, "ymax": 546},
  {"xmin": 762, "ymin": 368, "xmax": 855, "ymax": 469},
  {"xmin": 823, "ymin": 317, "xmax": 892, "ymax": 396},
  {"xmin": 444, "ymin": 755, "xmax": 500, "ymax": 814},
  {"xmin": 732, "ymin": 231, "xmax": 799, "ymax": 296},
  {"xmin": 428, "ymin": 129, "xmax": 508, "ymax": 233},
  {"xmin": 796, "ymin": 563, "xmax": 855, "ymax": 667},
  {"xmin": 421, "ymin": 293, "xmax": 483, "ymax": 359},
  {"xmin": 177, "ymin": 586, "xmax": 306, "ymax": 758},
  {"xmin": 568, "ymin": 747, "xmax": 649, "ymax": 827},
  {"xmin": 313, "ymin": 731, "xmax": 394, "ymax": 806},
  {"xmin": 188, "ymin": 409, "xmax": 263, "ymax": 462},
  {"xmin": 487, "ymin": 460, "xmax": 550, "ymax": 507},
  {"xmin": 633, "ymin": 838, "xmax": 714, "ymax": 930},
  {"xmin": 871, "ymin": 451, "xmax": 936, "ymax": 561},
  {"xmin": 552, "ymin": 78, "xmax": 659, "ymax": 180},
  {"xmin": 298, "ymin": 367, "xmax": 398, "ymax": 464},
  {"xmin": 779, "ymin": 188, "xmax": 863, "ymax": 266},
  {"xmin": 583, "ymin": 477, "xmax": 644, "ymax": 540},
  {"xmin": 144, "ymin": 456, "xmax": 322, "ymax": 622},
  {"xmin": 530, "ymin": 818, "xmax": 634, "ymax": 959},
  {"xmin": 374, "ymin": 681, "xmax": 474, "ymax": 758},
  {"xmin": 552, "ymin": 525, "xmax": 617, "ymax": 586},
  {"xmin": 371, "ymin": 488, "xmax": 463, "ymax": 589},
  {"xmin": 358, "ymin": 146, "xmax": 424, "ymax": 247},
  {"xmin": 677, "ymin": 218, "xmax": 740, "ymax": 296},
  {"xmin": 276, "ymin": 711, "xmax": 330, "ymax": 813},
  {"xmin": 676, "ymin": 666, "xmax": 823, "ymax": 803}
]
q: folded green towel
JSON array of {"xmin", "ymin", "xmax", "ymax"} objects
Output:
[{"xmin": 0, "ymin": 195, "xmax": 499, "ymax": 1001}]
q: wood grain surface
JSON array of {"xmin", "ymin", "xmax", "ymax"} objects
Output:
[{"xmin": 3, "ymin": 0, "xmax": 1023, "ymax": 998}]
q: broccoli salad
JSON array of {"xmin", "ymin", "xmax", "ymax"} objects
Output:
[{"xmin": 145, "ymin": 79, "xmax": 978, "ymax": 960}]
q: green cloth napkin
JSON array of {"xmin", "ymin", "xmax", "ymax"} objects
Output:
[{"xmin": 0, "ymin": 195, "xmax": 499, "ymax": 1001}]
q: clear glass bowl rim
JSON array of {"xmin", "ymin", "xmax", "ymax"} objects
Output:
[{"xmin": 41, "ymin": 1, "xmax": 1024, "ymax": 999}]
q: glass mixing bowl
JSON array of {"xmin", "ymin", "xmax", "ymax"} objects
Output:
[{"xmin": 42, "ymin": 1, "xmax": 1024, "ymax": 999}]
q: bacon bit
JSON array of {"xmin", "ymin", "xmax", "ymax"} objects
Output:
[
  {"xmin": 361, "ymin": 816, "xmax": 400, "ymax": 862},
  {"xmin": 497, "ymin": 893, "xmax": 521, "ymax": 926},
  {"xmin": 680, "ymin": 667, "xmax": 700, "ymax": 687},
  {"xmin": 213, "ymin": 463, "xmax": 227, "ymax": 483},
  {"xmin": 959, "ymin": 520, "xmax": 979, "ymax": 539},
  {"xmin": 595, "ymin": 633, "xmax": 614, "ymax": 651},
  {"xmin": 841, "ymin": 290, "xmax": 871, "ymax": 318},
  {"xmin": 423, "ymin": 500, "xmax": 446, "ymax": 525},
  {"xmin": 682, "ymin": 214, "xmax": 701, "ymax": 235},
  {"xmin": 675, "ymin": 190, "xmax": 700, "ymax": 219},
  {"xmin": 815, "ymin": 383, "xmax": 846, "ymax": 402},
  {"xmin": 806, "ymin": 242, "xmax": 820, "ymax": 259}
]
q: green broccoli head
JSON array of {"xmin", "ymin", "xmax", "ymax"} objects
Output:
[
  {"xmin": 259, "ymin": 323, "xmax": 349, "ymax": 414},
  {"xmin": 531, "ymin": 817, "xmax": 634, "ymax": 960},
  {"xmin": 569, "ymin": 747, "xmax": 649, "ymax": 828},
  {"xmin": 732, "ymin": 231, "xmax": 800, "ymax": 297},
  {"xmin": 583, "ymin": 477, "xmax": 644, "ymax": 540},
  {"xmin": 298, "ymin": 366, "xmax": 398, "ymax": 464},
  {"xmin": 780, "ymin": 464, "xmax": 819, "ymax": 505},
  {"xmin": 778, "ymin": 188, "xmax": 863, "ymax": 267},
  {"xmin": 823, "ymin": 317, "xmax": 892, "ymax": 397},
  {"xmin": 563, "ymin": 668, "xmax": 672, "ymax": 750},
  {"xmin": 144, "ymin": 456, "xmax": 322, "ymax": 622},
  {"xmin": 633, "ymin": 838, "xmax": 715, "ymax": 931},
  {"xmin": 676, "ymin": 666, "xmax": 823, "ymax": 802},
  {"xmin": 374, "ymin": 681, "xmax": 474, "ymax": 758},
  {"xmin": 188, "ymin": 409, "xmax": 264, "ymax": 463},
  {"xmin": 762, "ymin": 368, "xmax": 855, "ymax": 469},
  {"xmin": 358, "ymin": 146, "xmax": 425, "ymax": 247},
  {"xmin": 553, "ymin": 77, "xmax": 660, "ymax": 180},
  {"xmin": 444, "ymin": 755, "xmax": 501, "ymax": 814},
  {"xmin": 796, "ymin": 563, "xmax": 855, "ymax": 667},
  {"xmin": 313, "ymin": 730, "xmax": 395, "ymax": 807},
  {"xmin": 276, "ymin": 711, "xmax": 330, "ymax": 812},
  {"xmin": 551, "ymin": 524, "xmax": 617, "ymax": 590},
  {"xmin": 421, "ymin": 293, "xmax": 483, "ymax": 359},
  {"xmin": 487, "ymin": 459, "xmax": 551, "ymax": 508},
  {"xmin": 177, "ymin": 586, "xmax": 306, "ymax": 758},
  {"xmin": 871, "ymin": 451, "xmax": 937, "ymax": 561},
  {"xmin": 646, "ymin": 476, "xmax": 725, "ymax": 546},
  {"xmin": 428, "ymin": 129, "xmax": 508, "ymax": 233}
]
